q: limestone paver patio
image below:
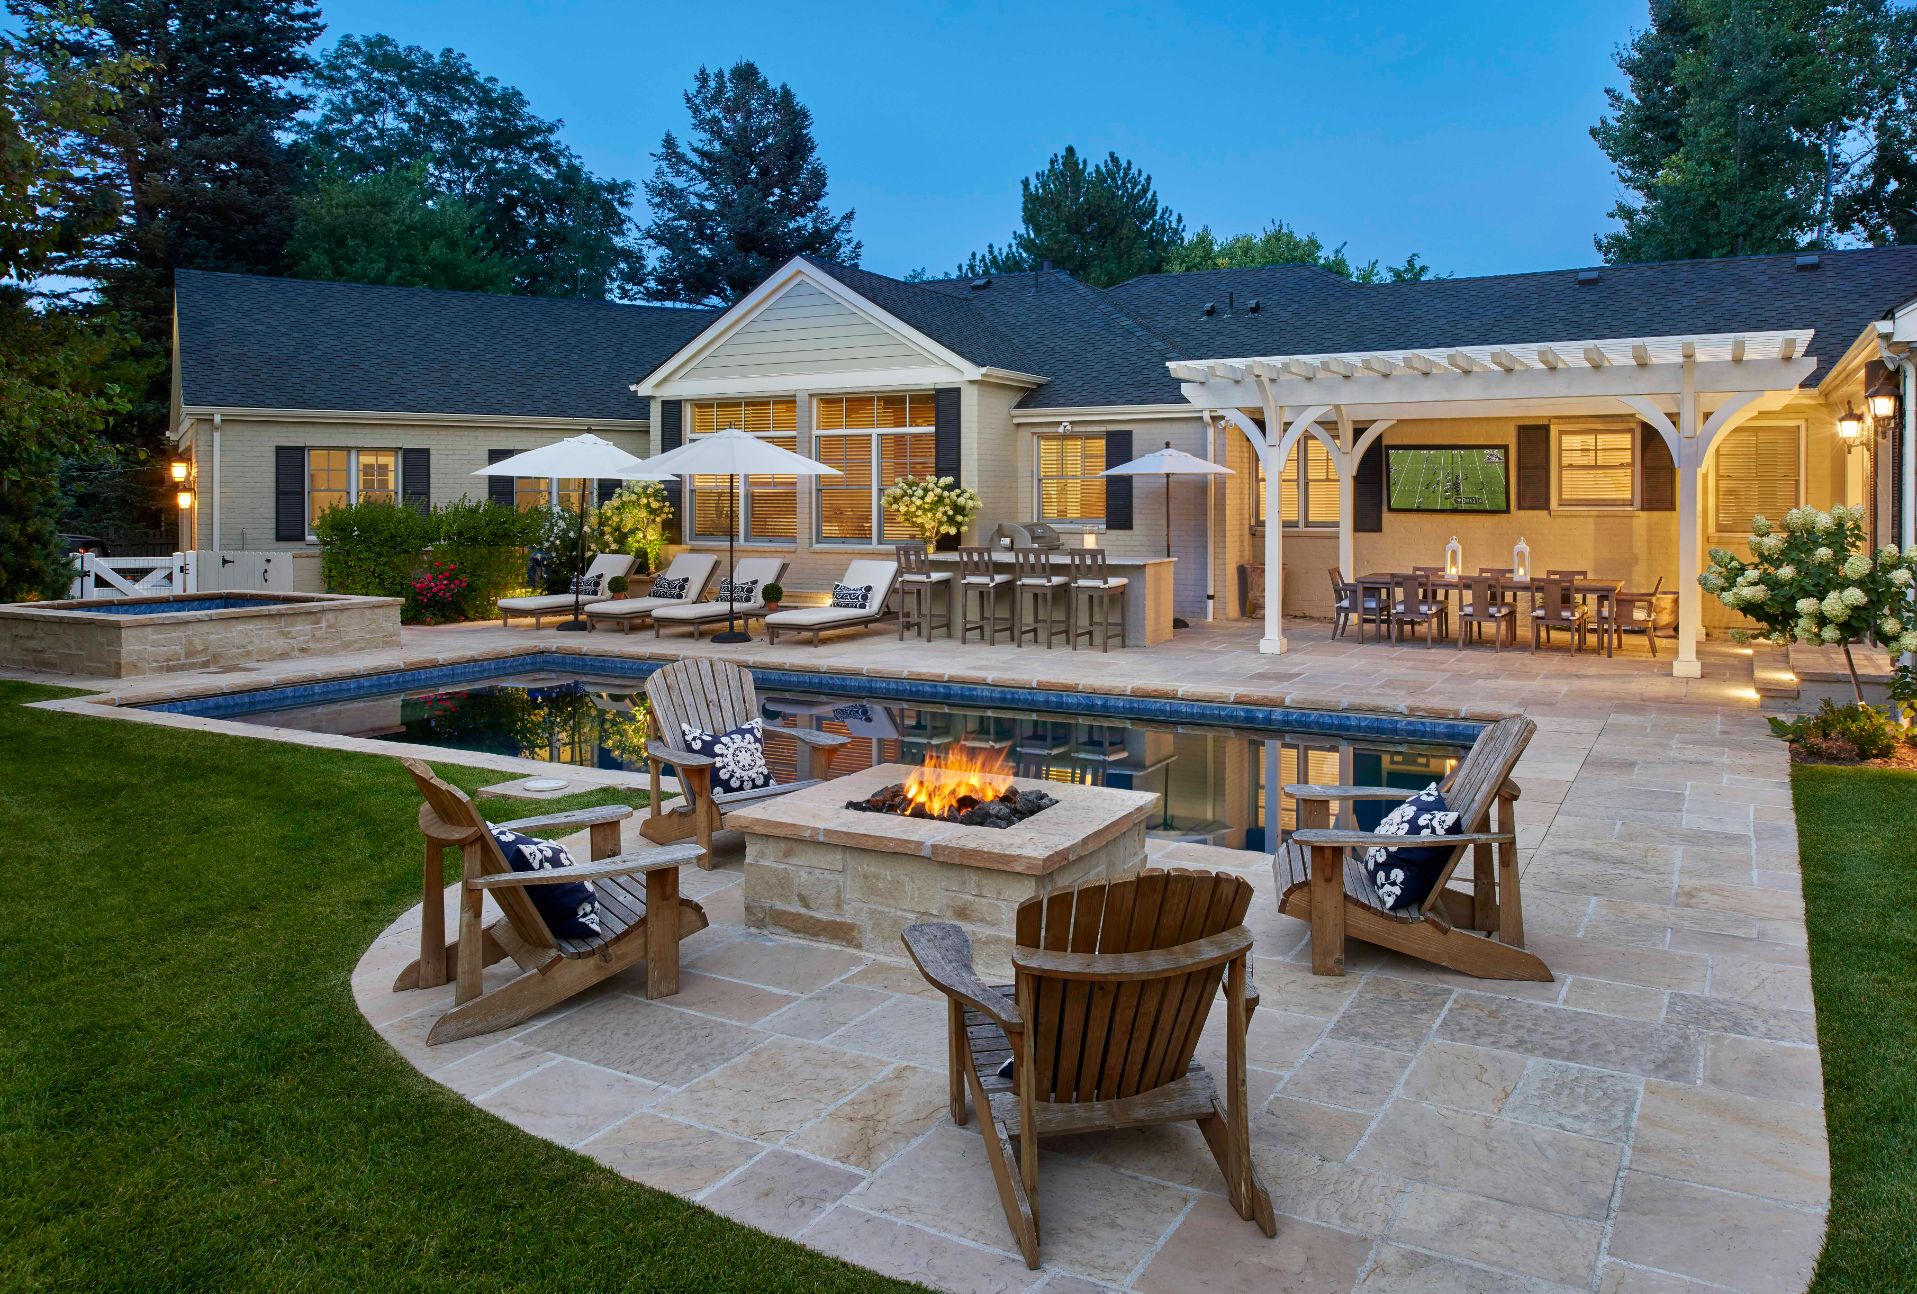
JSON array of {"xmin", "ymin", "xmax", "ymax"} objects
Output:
[{"xmin": 23, "ymin": 617, "xmax": 1822, "ymax": 1292}]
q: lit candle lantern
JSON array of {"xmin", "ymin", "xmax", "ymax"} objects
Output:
[
  {"xmin": 1512, "ymin": 536, "xmax": 1531, "ymax": 582},
  {"xmin": 1444, "ymin": 536, "xmax": 1463, "ymax": 579}
]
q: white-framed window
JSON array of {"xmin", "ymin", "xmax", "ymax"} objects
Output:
[
  {"xmin": 307, "ymin": 448, "xmax": 398, "ymax": 535},
  {"xmin": 1553, "ymin": 424, "xmax": 1637, "ymax": 509},
  {"xmin": 1712, "ymin": 423, "xmax": 1803, "ymax": 535},
  {"xmin": 687, "ymin": 398, "xmax": 798, "ymax": 542},
  {"xmin": 1036, "ymin": 432, "xmax": 1106, "ymax": 523},
  {"xmin": 814, "ymin": 392, "xmax": 938, "ymax": 544},
  {"xmin": 1254, "ymin": 438, "xmax": 1339, "ymax": 530}
]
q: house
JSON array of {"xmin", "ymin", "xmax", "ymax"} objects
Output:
[{"xmin": 172, "ymin": 246, "xmax": 1917, "ymax": 674}]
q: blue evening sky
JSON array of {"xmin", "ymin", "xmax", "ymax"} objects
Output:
[{"xmin": 312, "ymin": 1, "xmax": 1651, "ymax": 281}]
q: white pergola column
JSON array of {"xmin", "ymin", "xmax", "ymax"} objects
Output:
[
  {"xmin": 1263, "ymin": 452, "xmax": 1284, "ymax": 653},
  {"xmin": 1673, "ymin": 359, "xmax": 1703, "ymax": 677}
]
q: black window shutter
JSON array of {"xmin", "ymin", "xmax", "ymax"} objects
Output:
[
  {"xmin": 1353, "ymin": 440, "xmax": 1385, "ymax": 532},
  {"xmin": 402, "ymin": 448, "xmax": 430, "ymax": 512},
  {"xmin": 1103, "ymin": 429, "xmax": 1133, "ymax": 530},
  {"xmin": 933, "ymin": 389, "xmax": 962, "ymax": 548},
  {"xmin": 659, "ymin": 401, "xmax": 684, "ymax": 542},
  {"xmin": 487, "ymin": 449, "xmax": 514, "ymax": 507},
  {"xmin": 597, "ymin": 478, "xmax": 620, "ymax": 506},
  {"xmin": 1639, "ymin": 423, "xmax": 1675, "ymax": 511},
  {"xmin": 275, "ymin": 447, "xmax": 306, "ymax": 541},
  {"xmin": 1515, "ymin": 425, "xmax": 1551, "ymax": 510}
]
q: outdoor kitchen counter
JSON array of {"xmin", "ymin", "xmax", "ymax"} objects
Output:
[{"xmin": 925, "ymin": 551, "xmax": 1176, "ymax": 646}]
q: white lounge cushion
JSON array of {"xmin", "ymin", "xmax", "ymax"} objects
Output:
[
  {"xmin": 583, "ymin": 596, "xmax": 675, "ymax": 617},
  {"xmin": 652, "ymin": 598, "xmax": 766, "ymax": 623},
  {"xmin": 499, "ymin": 593, "xmax": 595, "ymax": 613},
  {"xmin": 500, "ymin": 553, "xmax": 637, "ymax": 614},
  {"xmin": 763, "ymin": 605, "xmax": 880, "ymax": 628}
]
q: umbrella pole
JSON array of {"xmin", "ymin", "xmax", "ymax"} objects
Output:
[
  {"xmin": 1168, "ymin": 471, "xmax": 1190, "ymax": 630},
  {"xmin": 556, "ymin": 492, "xmax": 590, "ymax": 632},
  {"xmin": 713, "ymin": 471, "xmax": 750, "ymax": 643}
]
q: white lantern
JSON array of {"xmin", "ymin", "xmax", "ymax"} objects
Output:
[
  {"xmin": 1444, "ymin": 535, "xmax": 1463, "ymax": 579},
  {"xmin": 1512, "ymin": 536, "xmax": 1531, "ymax": 582}
]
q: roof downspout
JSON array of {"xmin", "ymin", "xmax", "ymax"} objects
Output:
[
  {"xmin": 210, "ymin": 412, "xmax": 222, "ymax": 552},
  {"xmin": 1878, "ymin": 333, "xmax": 1914, "ymax": 666}
]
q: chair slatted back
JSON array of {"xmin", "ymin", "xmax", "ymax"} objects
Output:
[
  {"xmin": 1545, "ymin": 568, "xmax": 1588, "ymax": 581},
  {"xmin": 1534, "ymin": 576, "xmax": 1579, "ymax": 621},
  {"xmin": 1067, "ymin": 548, "xmax": 1108, "ymax": 584},
  {"xmin": 895, "ymin": 541, "xmax": 931, "ymax": 578},
  {"xmin": 1014, "ymin": 548, "xmax": 1055, "ymax": 584},
  {"xmin": 401, "ymin": 759, "xmax": 555, "ymax": 952},
  {"xmin": 1414, "ymin": 715, "xmax": 1533, "ymax": 914},
  {"xmin": 1012, "ymin": 869, "xmax": 1252, "ymax": 1105},
  {"xmin": 645, "ymin": 659, "xmax": 759, "ymax": 750},
  {"xmin": 1459, "ymin": 573, "xmax": 1501, "ymax": 610}
]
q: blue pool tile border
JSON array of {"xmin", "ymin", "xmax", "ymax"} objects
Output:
[{"xmin": 140, "ymin": 651, "xmax": 1484, "ymax": 747}]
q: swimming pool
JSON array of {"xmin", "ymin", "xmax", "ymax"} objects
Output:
[
  {"xmin": 73, "ymin": 596, "xmax": 304, "ymax": 615},
  {"xmin": 148, "ymin": 654, "xmax": 1475, "ymax": 852}
]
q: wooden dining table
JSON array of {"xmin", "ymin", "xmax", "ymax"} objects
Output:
[{"xmin": 1353, "ymin": 572, "xmax": 1626, "ymax": 655}]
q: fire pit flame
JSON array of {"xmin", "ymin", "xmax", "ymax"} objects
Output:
[{"xmin": 845, "ymin": 746, "xmax": 1059, "ymax": 828}]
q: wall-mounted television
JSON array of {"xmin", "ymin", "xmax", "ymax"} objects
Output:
[{"xmin": 1386, "ymin": 445, "xmax": 1510, "ymax": 513}]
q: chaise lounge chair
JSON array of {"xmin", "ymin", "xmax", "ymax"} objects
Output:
[
  {"xmin": 762, "ymin": 559, "xmax": 899, "ymax": 646},
  {"xmin": 581, "ymin": 552, "xmax": 719, "ymax": 633},
  {"xmin": 902, "ymin": 869, "xmax": 1277, "ymax": 1269},
  {"xmin": 497, "ymin": 552, "xmax": 637, "ymax": 628},
  {"xmin": 649, "ymin": 556, "xmax": 787, "ymax": 639},
  {"xmin": 393, "ymin": 759, "xmax": 707, "ymax": 1044}
]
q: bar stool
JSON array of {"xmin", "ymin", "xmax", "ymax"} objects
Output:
[
  {"xmin": 1012, "ymin": 548, "xmax": 1069, "ymax": 648},
  {"xmin": 895, "ymin": 541, "xmax": 951, "ymax": 640},
  {"xmin": 1068, "ymin": 549, "xmax": 1128, "ymax": 650},
  {"xmin": 957, "ymin": 546, "xmax": 1013, "ymax": 644}
]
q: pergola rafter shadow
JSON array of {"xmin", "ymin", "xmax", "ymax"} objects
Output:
[{"xmin": 1173, "ymin": 330, "xmax": 1817, "ymax": 677}]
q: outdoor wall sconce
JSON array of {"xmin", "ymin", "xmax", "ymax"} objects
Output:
[
  {"xmin": 1837, "ymin": 405, "xmax": 1865, "ymax": 452},
  {"xmin": 176, "ymin": 489, "xmax": 194, "ymax": 512},
  {"xmin": 1868, "ymin": 391, "xmax": 1898, "ymax": 421},
  {"xmin": 1444, "ymin": 535, "xmax": 1463, "ymax": 578},
  {"xmin": 1512, "ymin": 536, "xmax": 1531, "ymax": 582},
  {"xmin": 169, "ymin": 459, "xmax": 189, "ymax": 484}
]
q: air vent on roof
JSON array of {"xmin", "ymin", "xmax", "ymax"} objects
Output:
[
  {"xmin": 1247, "ymin": 299, "xmax": 1261, "ymax": 314},
  {"xmin": 1576, "ymin": 269, "xmax": 1602, "ymax": 286},
  {"xmin": 969, "ymin": 276, "xmax": 992, "ymax": 290},
  {"xmin": 1202, "ymin": 301, "xmax": 1217, "ymax": 317},
  {"xmin": 1795, "ymin": 253, "xmax": 1821, "ymax": 270}
]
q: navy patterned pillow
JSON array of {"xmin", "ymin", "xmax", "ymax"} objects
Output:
[
  {"xmin": 831, "ymin": 582, "xmax": 873, "ymax": 610},
  {"xmin": 1360, "ymin": 783, "xmax": 1462, "ymax": 912},
  {"xmin": 680, "ymin": 717, "xmax": 771, "ymax": 794},
  {"xmin": 487, "ymin": 825, "xmax": 601, "ymax": 939},
  {"xmin": 568, "ymin": 572, "xmax": 603, "ymax": 596},
  {"xmin": 716, "ymin": 578, "xmax": 758, "ymax": 603},
  {"xmin": 649, "ymin": 575, "xmax": 690, "ymax": 599}
]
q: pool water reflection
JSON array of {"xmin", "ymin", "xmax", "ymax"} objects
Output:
[{"xmin": 234, "ymin": 670, "xmax": 1463, "ymax": 853}]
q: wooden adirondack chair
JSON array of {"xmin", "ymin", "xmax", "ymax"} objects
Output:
[
  {"xmin": 638, "ymin": 659, "xmax": 850, "ymax": 867},
  {"xmin": 394, "ymin": 760, "xmax": 708, "ymax": 1044},
  {"xmin": 902, "ymin": 870, "xmax": 1276, "ymax": 1269},
  {"xmin": 1274, "ymin": 715, "xmax": 1549, "ymax": 981}
]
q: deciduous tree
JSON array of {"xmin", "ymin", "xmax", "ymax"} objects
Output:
[{"xmin": 287, "ymin": 165, "xmax": 514, "ymax": 294}]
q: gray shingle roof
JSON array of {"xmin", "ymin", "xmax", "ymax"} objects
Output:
[
  {"xmin": 175, "ymin": 270, "xmax": 716, "ymax": 421},
  {"xmin": 1104, "ymin": 246, "xmax": 1917, "ymax": 386}
]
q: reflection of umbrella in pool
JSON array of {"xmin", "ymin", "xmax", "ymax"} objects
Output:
[
  {"xmin": 625, "ymin": 427, "xmax": 840, "ymax": 644},
  {"xmin": 1101, "ymin": 442, "xmax": 1234, "ymax": 630},
  {"xmin": 473, "ymin": 434, "xmax": 673, "ymax": 632}
]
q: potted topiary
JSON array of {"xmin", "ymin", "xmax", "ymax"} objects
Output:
[
  {"xmin": 607, "ymin": 574, "xmax": 629, "ymax": 596},
  {"xmin": 761, "ymin": 581, "xmax": 784, "ymax": 613}
]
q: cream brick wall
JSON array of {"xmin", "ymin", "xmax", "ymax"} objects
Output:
[{"xmin": 192, "ymin": 418, "xmax": 648, "ymax": 552}]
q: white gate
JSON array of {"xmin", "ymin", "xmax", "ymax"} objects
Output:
[{"xmin": 73, "ymin": 552, "xmax": 197, "ymax": 599}]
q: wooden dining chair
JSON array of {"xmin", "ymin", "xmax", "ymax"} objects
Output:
[
  {"xmin": 1529, "ymin": 576, "xmax": 1588, "ymax": 652},
  {"xmin": 1456, "ymin": 573, "xmax": 1515, "ymax": 650},
  {"xmin": 1390, "ymin": 572, "xmax": 1449, "ymax": 647}
]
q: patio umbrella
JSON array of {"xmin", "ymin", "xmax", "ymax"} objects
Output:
[
  {"xmin": 473, "ymin": 433, "xmax": 670, "ymax": 631},
  {"xmin": 625, "ymin": 427, "xmax": 840, "ymax": 644},
  {"xmin": 1102, "ymin": 441, "xmax": 1234, "ymax": 628}
]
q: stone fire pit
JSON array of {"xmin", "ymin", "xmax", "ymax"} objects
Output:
[{"xmin": 728, "ymin": 763, "xmax": 1156, "ymax": 971}]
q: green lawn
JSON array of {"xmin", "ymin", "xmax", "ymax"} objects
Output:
[
  {"xmin": 1795, "ymin": 763, "xmax": 1917, "ymax": 1292},
  {"xmin": 0, "ymin": 681, "xmax": 916, "ymax": 1293}
]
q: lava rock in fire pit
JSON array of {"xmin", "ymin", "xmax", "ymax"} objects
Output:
[{"xmin": 845, "ymin": 781, "xmax": 1057, "ymax": 828}]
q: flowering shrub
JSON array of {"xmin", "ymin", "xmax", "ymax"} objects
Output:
[
  {"xmin": 1700, "ymin": 503, "xmax": 1917, "ymax": 705},
  {"xmin": 880, "ymin": 474, "xmax": 982, "ymax": 545},
  {"xmin": 595, "ymin": 480, "xmax": 675, "ymax": 573},
  {"xmin": 406, "ymin": 560, "xmax": 470, "ymax": 625},
  {"xmin": 1768, "ymin": 699, "xmax": 1906, "ymax": 762}
]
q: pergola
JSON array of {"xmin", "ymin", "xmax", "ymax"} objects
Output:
[{"xmin": 1170, "ymin": 330, "xmax": 1817, "ymax": 677}]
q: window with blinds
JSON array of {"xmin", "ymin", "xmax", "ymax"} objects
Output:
[
  {"xmin": 687, "ymin": 398, "xmax": 798, "ymax": 542},
  {"xmin": 1713, "ymin": 424, "xmax": 1800, "ymax": 534},
  {"xmin": 1555, "ymin": 427, "xmax": 1636, "ymax": 508},
  {"xmin": 1037, "ymin": 433, "xmax": 1106, "ymax": 522},
  {"xmin": 1260, "ymin": 438, "xmax": 1338, "ymax": 528},
  {"xmin": 813, "ymin": 393, "xmax": 937, "ymax": 544}
]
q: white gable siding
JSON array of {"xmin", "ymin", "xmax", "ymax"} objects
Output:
[{"xmin": 682, "ymin": 280, "xmax": 937, "ymax": 380}]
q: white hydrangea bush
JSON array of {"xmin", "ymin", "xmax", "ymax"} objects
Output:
[
  {"xmin": 1700, "ymin": 503, "xmax": 1917, "ymax": 701},
  {"xmin": 880, "ymin": 474, "xmax": 983, "ymax": 545}
]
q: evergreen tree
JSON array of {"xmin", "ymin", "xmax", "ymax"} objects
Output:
[
  {"xmin": 957, "ymin": 146, "xmax": 1184, "ymax": 288},
  {"xmin": 1836, "ymin": 4, "xmax": 1917, "ymax": 243},
  {"xmin": 287, "ymin": 165, "xmax": 515, "ymax": 294},
  {"xmin": 1167, "ymin": 222, "xmax": 1434, "ymax": 283},
  {"xmin": 643, "ymin": 60, "xmax": 859, "ymax": 305},
  {"xmin": 301, "ymin": 35, "xmax": 645, "ymax": 300},
  {"xmin": 1591, "ymin": 0, "xmax": 1901, "ymax": 261}
]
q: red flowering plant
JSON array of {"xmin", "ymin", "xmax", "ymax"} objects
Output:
[{"xmin": 406, "ymin": 560, "xmax": 471, "ymax": 624}]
